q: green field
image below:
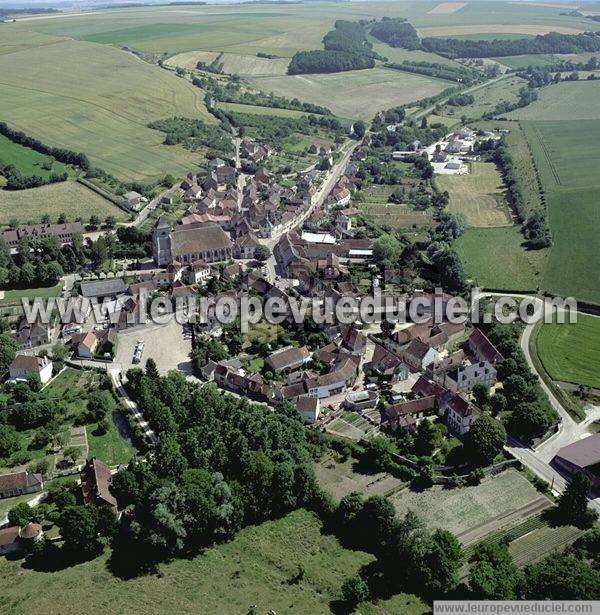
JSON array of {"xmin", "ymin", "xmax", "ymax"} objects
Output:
[
  {"xmin": 389, "ymin": 469, "xmax": 545, "ymax": 544},
  {"xmin": 507, "ymin": 80, "xmax": 600, "ymax": 121},
  {"xmin": 0, "ymin": 38, "xmax": 212, "ymax": 182},
  {"xmin": 0, "ymin": 134, "xmax": 69, "ymax": 178},
  {"xmin": 497, "ymin": 54, "xmax": 560, "ymax": 69},
  {"xmin": 521, "ymin": 119, "xmax": 600, "ymax": 303},
  {"xmin": 0, "ymin": 508, "xmax": 428, "ymax": 615},
  {"xmin": 454, "ymin": 226, "xmax": 547, "ymax": 291},
  {"xmin": 536, "ymin": 314, "xmax": 600, "ymax": 389},
  {"xmin": 508, "ymin": 523, "xmax": 585, "ymax": 567},
  {"xmin": 437, "ymin": 161, "xmax": 512, "ymax": 227},
  {"xmin": 0, "ymin": 180, "xmax": 126, "ymax": 225},
  {"xmin": 247, "ymin": 67, "xmax": 452, "ymax": 121}
]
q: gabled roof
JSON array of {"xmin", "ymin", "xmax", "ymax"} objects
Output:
[
  {"xmin": 555, "ymin": 434, "xmax": 600, "ymax": 469},
  {"xmin": 386, "ymin": 395, "xmax": 436, "ymax": 419},
  {"xmin": 469, "ymin": 328, "xmax": 503, "ymax": 364},
  {"xmin": 0, "ymin": 471, "xmax": 42, "ymax": 493}
]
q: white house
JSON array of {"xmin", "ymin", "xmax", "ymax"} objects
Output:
[
  {"xmin": 183, "ymin": 260, "xmax": 212, "ymax": 285},
  {"xmin": 305, "ymin": 359, "xmax": 357, "ymax": 399},
  {"xmin": 443, "ymin": 360, "xmax": 497, "ymax": 393},
  {"xmin": 441, "ymin": 394, "xmax": 480, "ymax": 436},
  {"xmin": 297, "ymin": 396, "xmax": 320, "ymax": 424},
  {"xmin": 8, "ymin": 354, "xmax": 53, "ymax": 385},
  {"xmin": 402, "ymin": 338, "xmax": 439, "ymax": 371}
]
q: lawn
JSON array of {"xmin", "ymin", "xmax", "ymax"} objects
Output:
[
  {"xmin": 0, "ymin": 282, "xmax": 62, "ymax": 305},
  {"xmin": 0, "ymin": 134, "xmax": 69, "ymax": 178},
  {"xmin": 507, "ymin": 80, "xmax": 600, "ymax": 121},
  {"xmin": 87, "ymin": 409, "xmax": 135, "ymax": 467},
  {"xmin": 247, "ymin": 67, "xmax": 452, "ymax": 121},
  {"xmin": 0, "ymin": 37, "xmax": 212, "ymax": 182},
  {"xmin": 0, "ymin": 180, "xmax": 126, "ymax": 225},
  {"xmin": 521, "ymin": 119, "xmax": 600, "ymax": 304},
  {"xmin": 0, "ymin": 508, "xmax": 428, "ymax": 615},
  {"xmin": 536, "ymin": 314, "xmax": 600, "ymax": 389},
  {"xmin": 389, "ymin": 469, "xmax": 549, "ymax": 544},
  {"xmin": 454, "ymin": 226, "xmax": 548, "ymax": 292},
  {"xmin": 437, "ymin": 161, "xmax": 512, "ymax": 227}
]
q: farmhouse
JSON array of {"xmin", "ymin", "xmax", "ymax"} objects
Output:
[
  {"xmin": 0, "ymin": 470, "xmax": 43, "ymax": 499},
  {"xmin": 122, "ymin": 190, "xmax": 146, "ymax": 210},
  {"xmin": 8, "ymin": 354, "xmax": 53, "ymax": 385}
]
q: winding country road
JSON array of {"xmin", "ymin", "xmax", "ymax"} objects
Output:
[{"xmin": 478, "ymin": 292, "xmax": 600, "ymax": 512}]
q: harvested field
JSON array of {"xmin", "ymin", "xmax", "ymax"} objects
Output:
[
  {"xmin": 167, "ymin": 50, "xmax": 290, "ymax": 75},
  {"xmin": 437, "ymin": 162, "xmax": 512, "ymax": 227},
  {"xmin": 315, "ymin": 454, "xmax": 406, "ymax": 502},
  {"xmin": 247, "ymin": 68, "xmax": 451, "ymax": 121},
  {"xmin": 0, "ymin": 180, "xmax": 125, "ymax": 225},
  {"xmin": 390, "ymin": 469, "xmax": 549, "ymax": 544},
  {"xmin": 428, "ymin": 2, "xmax": 467, "ymax": 14}
]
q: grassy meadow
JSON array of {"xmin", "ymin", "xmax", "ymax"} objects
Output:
[
  {"xmin": 0, "ymin": 135, "xmax": 69, "ymax": 178},
  {"xmin": 0, "ymin": 38, "xmax": 212, "ymax": 182},
  {"xmin": 0, "ymin": 180, "xmax": 126, "ymax": 225},
  {"xmin": 454, "ymin": 226, "xmax": 547, "ymax": 291},
  {"xmin": 536, "ymin": 314, "xmax": 600, "ymax": 389},
  {"xmin": 437, "ymin": 161, "xmax": 512, "ymax": 227},
  {"xmin": 0, "ymin": 509, "xmax": 428, "ymax": 615}
]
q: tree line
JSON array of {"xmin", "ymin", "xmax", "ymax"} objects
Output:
[
  {"xmin": 148, "ymin": 117, "xmax": 233, "ymax": 155},
  {"xmin": 422, "ymin": 31, "xmax": 600, "ymax": 58},
  {"xmin": 386, "ymin": 60, "xmax": 480, "ymax": 85},
  {"xmin": 0, "ymin": 122, "xmax": 90, "ymax": 170}
]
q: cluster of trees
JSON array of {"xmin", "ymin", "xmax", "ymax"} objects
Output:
[
  {"xmin": 148, "ymin": 117, "xmax": 233, "ymax": 154},
  {"xmin": 518, "ymin": 57, "xmax": 599, "ymax": 87},
  {"xmin": 370, "ymin": 17, "xmax": 421, "ymax": 51},
  {"xmin": 323, "ymin": 19, "xmax": 380, "ymax": 58},
  {"xmin": 332, "ymin": 497, "xmax": 463, "ymax": 600},
  {"xmin": 492, "ymin": 138, "xmax": 551, "ymax": 248},
  {"xmin": 387, "ymin": 61, "xmax": 479, "ymax": 84},
  {"xmin": 479, "ymin": 320, "xmax": 558, "ymax": 439},
  {"xmin": 288, "ymin": 19, "xmax": 379, "ymax": 74},
  {"xmin": 484, "ymin": 87, "xmax": 538, "ymax": 119},
  {"xmin": 111, "ymin": 367, "xmax": 321, "ymax": 568},
  {"xmin": 196, "ymin": 52, "xmax": 224, "ymax": 74},
  {"xmin": 0, "ymin": 163, "xmax": 67, "ymax": 191},
  {"xmin": 0, "ymin": 122, "xmax": 89, "ymax": 170},
  {"xmin": 422, "ymin": 31, "xmax": 600, "ymax": 59},
  {"xmin": 223, "ymin": 110, "xmax": 342, "ymax": 143},
  {"xmin": 288, "ymin": 49, "xmax": 375, "ymax": 74},
  {"xmin": 447, "ymin": 93, "xmax": 475, "ymax": 107}
]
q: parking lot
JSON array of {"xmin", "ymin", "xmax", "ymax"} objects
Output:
[{"xmin": 114, "ymin": 317, "xmax": 193, "ymax": 375}]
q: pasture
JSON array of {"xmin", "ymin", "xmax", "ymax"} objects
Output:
[
  {"xmin": 536, "ymin": 314, "xmax": 600, "ymax": 389},
  {"xmin": 437, "ymin": 161, "xmax": 512, "ymax": 227},
  {"xmin": 0, "ymin": 38, "xmax": 212, "ymax": 182},
  {"xmin": 0, "ymin": 180, "xmax": 126, "ymax": 225},
  {"xmin": 168, "ymin": 50, "xmax": 290, "ymax": 75},
  {"xmin": 507, "ymin": 80, "xmax": 600, "ymax": 121},
  {"xmin": 389, "ymin": 469, "xmax": 550, "ymax": 545},
  {"xmin": 246, "ymin": 68, "xmax": 452, "ymax": 121},
  {"xmin": 0, "ymin": 135, "xmax": 69, "ymax": 178},
  {"xmin": 496, "ymin": 54, "xmax": 560, "ymax": 69},
  {"xmin": 522, "ymin": 119, "xmax": 600, "ymax": 304},
  {"xmin": 454, "ymin": 226, "xmax": 547, "ymax": 291},
  {"xmin": 0, "ymin": 508, "xmax": 428, "ymax": 615}
]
